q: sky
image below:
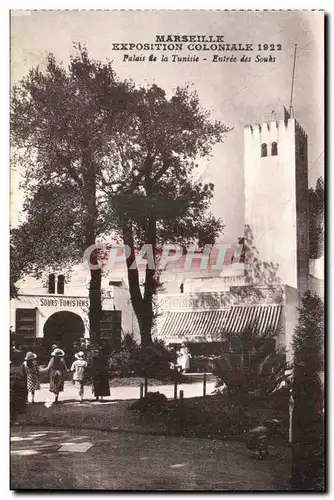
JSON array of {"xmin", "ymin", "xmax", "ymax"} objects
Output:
[{"xmin": 10, "ymin": 10, "xmax": 324, "ymax": 243}]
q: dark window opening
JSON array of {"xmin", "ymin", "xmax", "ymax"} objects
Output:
[
  {"xmin": 15, "ymin": 308, "xmax": 37, "ymax": 338},
  {"xmin": 261, "ymin": 143, "xmax": 268, "ymax": 157},
  {"xmin": 180, "ymin": 283, "xmax": 184, "ymax": 294},
  {"xmin": 57, "ymin": 275, "xmax": 65, "ymax": 295},
  {"xmin": 48, "ymin": 274, "xmax": 55, "ymax": 294},
  {"xmin": 271, "ymin": 142, "xmax": 278, "ymax": 156}
]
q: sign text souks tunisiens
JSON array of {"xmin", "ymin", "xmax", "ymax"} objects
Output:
[{"xmin": 40, "ymin": 298, "xmax": 89, "ymax": 308}]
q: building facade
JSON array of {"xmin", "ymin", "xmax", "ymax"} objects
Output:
[
  {"xmin": 10, "ymin": 265, "xmax": 140, "ymax": 350},
  {"xmin": 11, "ymin": 108, "xmax": 323, "ymax": 357}
]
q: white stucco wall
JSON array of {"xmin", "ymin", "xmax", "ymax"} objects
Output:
[
  {"xmin": 11, "ymin": 264, "xmax": 140, "ymax": 340},
  {"xmin": 244, "ymin": 118, "xmax": 299, "ymax": 289}
]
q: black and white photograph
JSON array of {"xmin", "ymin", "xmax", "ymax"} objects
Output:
[{"xmin": 9, "ymin": 9, "xmax": 324, "ymax": 491}]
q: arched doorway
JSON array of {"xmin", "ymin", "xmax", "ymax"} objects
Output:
[{"xmin": 43, "ymin": 311, "xmax": 85, "ymax": 355}]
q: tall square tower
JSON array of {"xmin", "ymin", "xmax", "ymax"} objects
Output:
[{"xmin": 244, "ymin": 111, "xmax": 309, "ymax": 295}]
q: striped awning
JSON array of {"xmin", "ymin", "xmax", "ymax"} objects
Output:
[
  {"xmin": 159, "ymin": 310, "xmax": 229, "ymax": 341},
  {"xmin": 158, "ymin": 305, "xmax": 282, "ymax": 341},
  {"xmin": 223, "ymin": 305, "xmax": 282, "ymax": 335}
]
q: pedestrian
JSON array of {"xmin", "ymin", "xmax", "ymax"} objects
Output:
[
  {"xmin": 46, "ymin": 348, "xmax": 69, "ymax": 403},
  {"xmin": 70, "ymin": 351, "xmax": 87, "ymax": 403},
  {"xmin": 179, "ymin": 343, "xmax": 191, "ymax": 373},
  {"xmin": 167, "ymin": 344, "xmax": 177, "ymax": 370},
  {"xmin": 22, "ymin": 352, "xmax": 40, "ymax": 403},
  {"xmin": 90, "ymin": 346, "xmax": 110, "ymax": 402}
]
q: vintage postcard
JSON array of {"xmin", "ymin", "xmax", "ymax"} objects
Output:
[{"xmin": 10, "ymin": 10, "xmax": 324, "ymax": 491}]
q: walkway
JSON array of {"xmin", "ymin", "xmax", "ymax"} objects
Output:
[{"xmin": 33, "ymin": 379, "xmax": 216, "ymax": 404}]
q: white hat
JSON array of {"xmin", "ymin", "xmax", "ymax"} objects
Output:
[
  {"xmin": 75, "ymin": 351, "xmax": 85, "ymax": 359},
  {"xmin": 51, "ymin": 348, "xmax": 65, "ymax": 357},
  {"xmin": 25, "ymin": 351, "xmax": 37, "ymax": 361}
]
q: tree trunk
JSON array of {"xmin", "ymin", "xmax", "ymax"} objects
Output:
[
  {"xmin": 83, "ymin": 157, "xmax": 101, "ymax": 344},
  {"xmin": 123, "ymin": 225, "xmax": 153, "ymax": 346},
  {"xmin": 89, "ymin": 268, "xmax": 102, "ymax": 344},
  {"xmin": 121, "ymin": 162, "xmax": 157, "ymax": 346}
]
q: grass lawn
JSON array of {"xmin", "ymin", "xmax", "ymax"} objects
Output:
[{"xmin": 16, "ymin": 391, "xmax": 289, "ymax": 446}]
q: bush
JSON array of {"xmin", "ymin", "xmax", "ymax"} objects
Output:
[
  {"xmin": 108, "ymin": 339, "xmax": 179, "ymax": 381},
  {"xmin": 130, "ymin": 391, "xmax": 168, "ymax": 417},
  {"xmin": 109, "ymin": 349, "xmax": 133, "ymax": 378},
  {"xmin": 128, "ymin": 341, "xmax": 174, "ymax": 379},
  {"xmin": 10, "ymin": 367, "xmax": 27, "ymax": 422},
  {"xmin": 291, "ymin": 291, "xmax": 324, "ymax": 491}
]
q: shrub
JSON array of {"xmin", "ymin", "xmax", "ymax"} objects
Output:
[
  {"xmin": 129, "ymin": 340, "xmax": 174, "ymax": 379},
  {"xmin": 109, "ymin": 349, "xmax": 133, "ymax": 378},
  {"xmin": 108, "ymin": 338, "xmax": 180, "ymax": 381},
  {"xmin": 10, "ymin": 368, "xmax": 27, "ymax": 422},
  {"xmin": 212, "ymin": 324, "xmax": 289, "ymax": 407},
  {"xmin": 130, "ymin": 391, "xmax": 168, "ymax": 417},
  {"xmin": 291, "ymin": 291, "xmax": 324, "ymax": 491}
]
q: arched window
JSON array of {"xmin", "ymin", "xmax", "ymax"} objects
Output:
[
  {"xmin": 48, "ymin": 274, "xmax": 55, "ymax": 294},
  {"xmin": 271, "ymin": 142, "xmax": 278, "ymax": 156},
  {"xmin": 57, "ymin": 275, "xmax": 65, "ymax": 295},
  {"xmin": 261, "ymin": 143, "xmax": 268, "ymax": 157}
]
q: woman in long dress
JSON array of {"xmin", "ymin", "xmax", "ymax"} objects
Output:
[
  {"xmin": 22, "ymin": 351, "xmax": 40, "ymax": 403},
  {"xmin": 46, "ymin": 348, "xmax": 69, "ymax": 403},
  {"xmin": 91, "ymin": 346, "xmax": 110, "ymax": 401},
  {"xmin": 179, "ymin": 343, "xmax": 191, "ymax": 373}
]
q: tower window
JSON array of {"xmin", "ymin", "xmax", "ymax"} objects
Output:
[
  {"xmin": 57, "ymin": 274, "xmax": 65, "ymax": 295},
  {"xmin": 48, "ymin": 274, "xmax": 55, "ymax": 294},
  {"xmin": 261, "ymin": 143, "xmax": 268, "ymax": 157},
  {"xmin": 271, "ymin": 142, "xmax": 278, "ymax": 156}
]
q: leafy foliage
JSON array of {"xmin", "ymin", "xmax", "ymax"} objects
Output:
[
  {"xmin": 109, "ymin": 337, "xmax": 179, "ymax": 380},
  {"xmin": 11, "ymin": 45, "xmax": 133, "ymax": 338},
  {"xmin": 103, "ymin": 84, "xmax": 231, "ymax": 344},
  {"xmin": 308, "ymin": 177, "xmax": 324, "ymax": 260},
  {"xmin": 292, "ymin": 290, "xmax": 324, "ymax": 373},
  {"xmin": 243, "ymin": 224, "xmax": 282, "ymax": 288},
  {"xmin": 212, "ymin": 325, "xmax": 289, "ymax": 405},
  {"xmin": 11, "ymin": 45, "xmax": 231, "ymax": 345},
  {"xmin": 291, "ymin": 291, "xmax": 324, "ymax": 491},
  {"xmin": 129, "ymin": 340, "xmax": 175, "ymax": 379},
  {"xmin": 130, "ymin": 391, "xmax": 168, "ymax": 418}
]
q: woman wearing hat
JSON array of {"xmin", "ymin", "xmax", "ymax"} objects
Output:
[
  {"xmin": 70, "ymin": 351, "xmax": 87, "ymax": 403},
  {"xmin": 46, "ymin": 348, "xmax": 69, "ymax": 403},
  {"xmin": 22, "ymin": 352, "xmax": 40, "ymax": 403}
]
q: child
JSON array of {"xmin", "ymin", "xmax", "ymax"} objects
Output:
[
  {"xmin": 22, "ymin": 352, "xmax": 40, "ymax": 403},
  {"xmin": 70, "ymin": 351, "xmax": 87, "ymax": 403}
]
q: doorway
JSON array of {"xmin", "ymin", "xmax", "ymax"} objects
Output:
[{"xmin": 43, "ymin": 311, "xmax": 85, "ymax": 355}]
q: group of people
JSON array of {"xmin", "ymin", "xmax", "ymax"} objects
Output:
[{"xmin": 21, "ymin": 343, "xmax": 111, "ymax": 405}]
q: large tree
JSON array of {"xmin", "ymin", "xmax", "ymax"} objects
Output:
[
  {"xmin": 11, "ymin": 46, "xmax": 230, "ymax": 345},
  {"xmin": 11, "ymin": 45, "xmax": 134, "ymax": 340},
  {"xmin": 104, "ymin": 84, "xmax": 230, "ymax": 345}
]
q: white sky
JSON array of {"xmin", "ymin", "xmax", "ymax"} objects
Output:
[{"xmin": 10, "ymin": 10, "xmax": 324, "ymax": 243}]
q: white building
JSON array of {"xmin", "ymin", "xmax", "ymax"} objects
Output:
[
  {"xmin": 156, "ymin": 108, "xmax": 323, "ymax": 361},
  {"xmin": 10, "ymin": 264, "xmax": 140, "ymax": 351},
  {"xmin": 11, "ymin": 108, "xmax": 323, "ymax": 357}
]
